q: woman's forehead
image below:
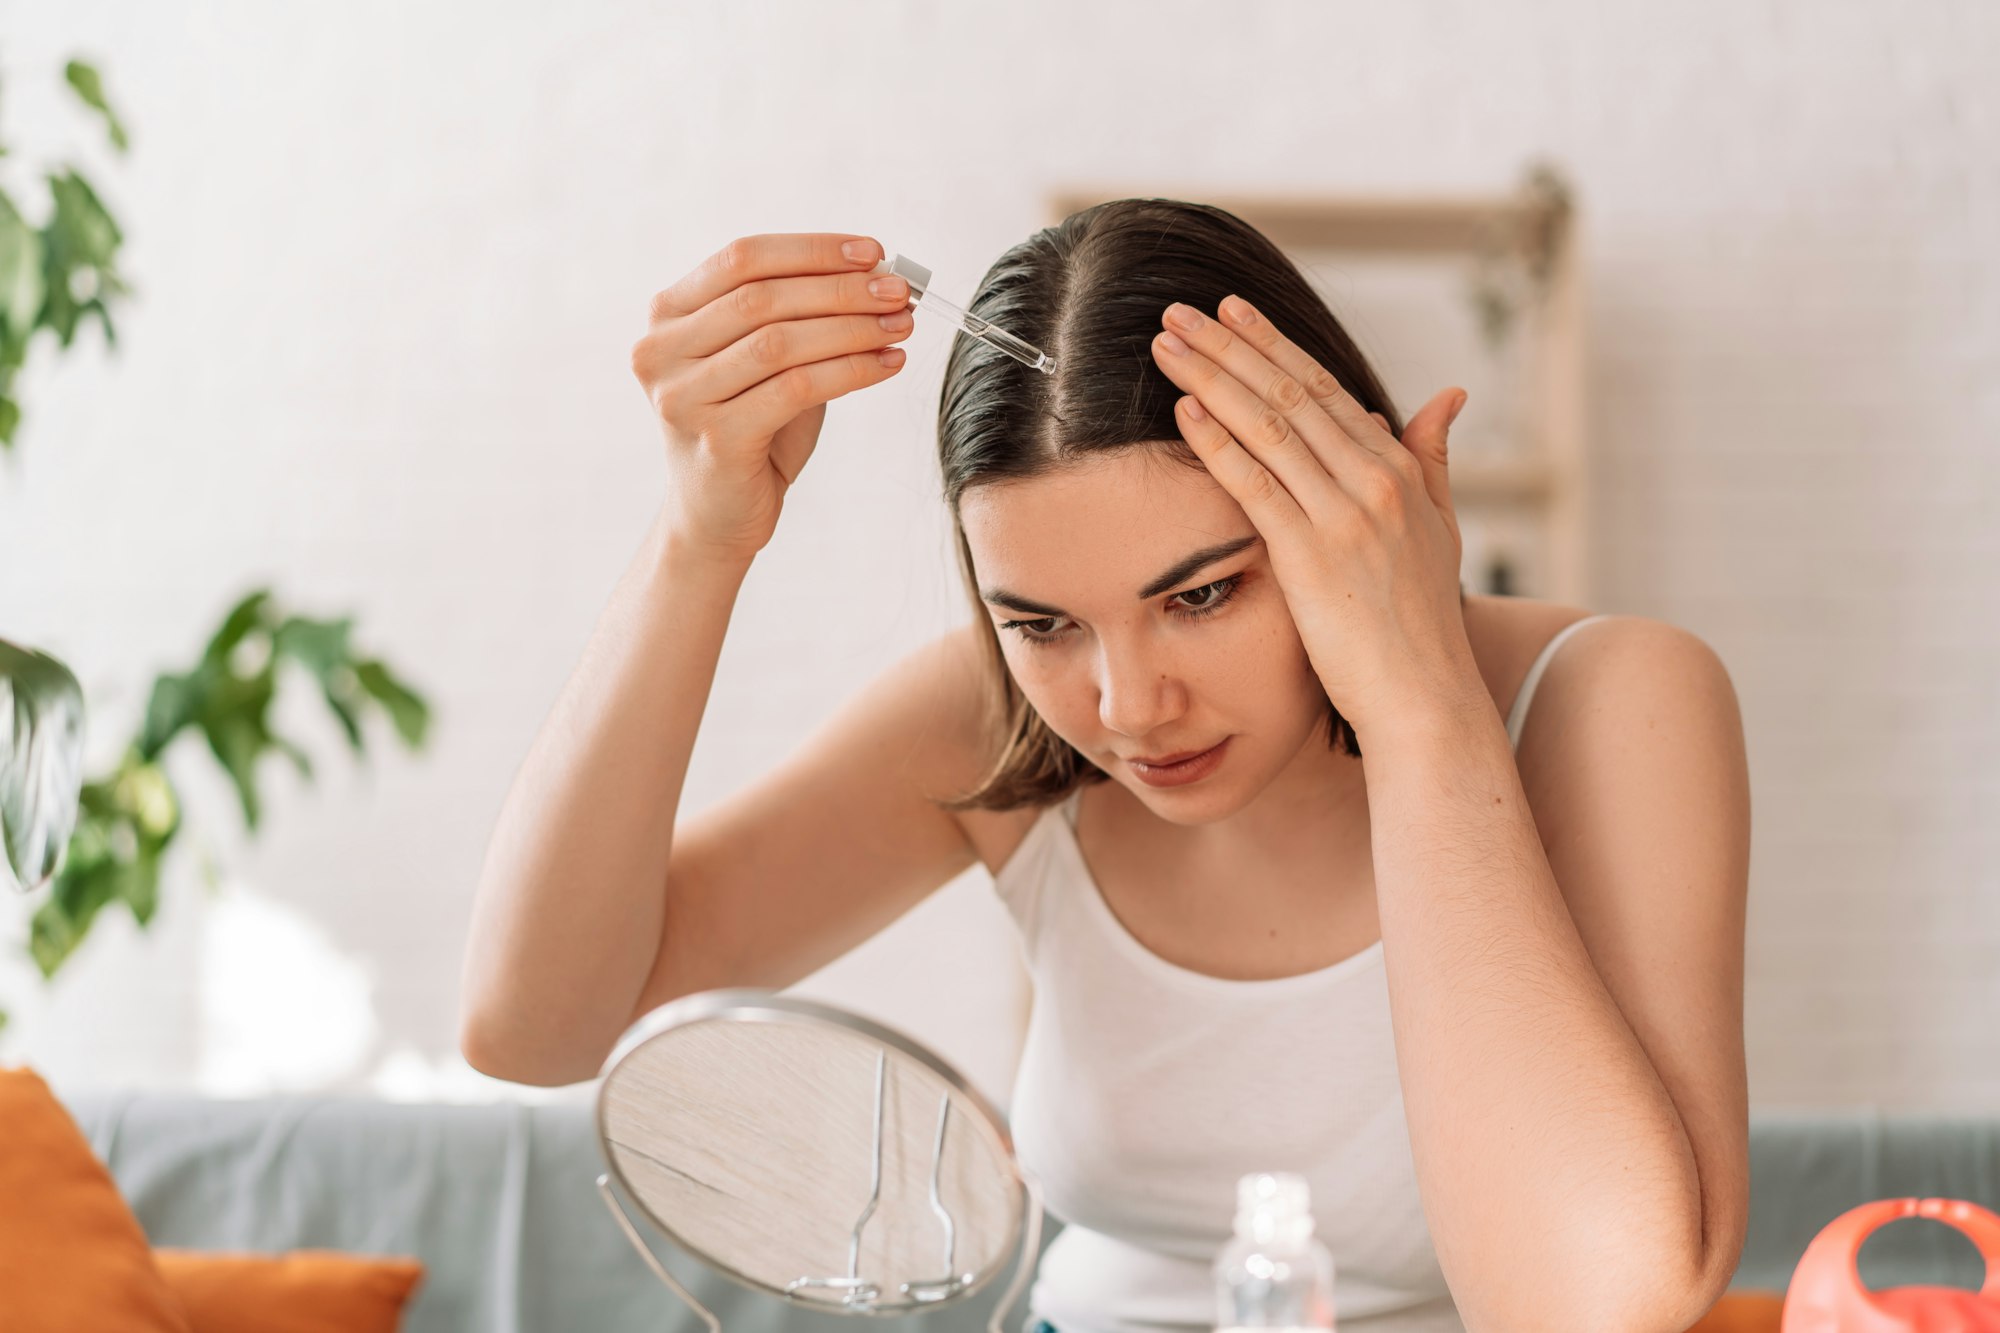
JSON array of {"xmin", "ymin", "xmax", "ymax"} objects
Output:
[
  {"xmin": 959, "ymin": 451, "xmax": 1252, "ymax": 598},
  {"xmin": 959, "ymin": 448, "xmax": 1228, "ymax": 534}
]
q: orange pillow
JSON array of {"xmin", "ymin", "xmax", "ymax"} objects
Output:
[
  {"xmin": 1685, "ymin": 1291, "xmax": 1786, "ymax": 1332},
  {"xmin": 155, "ymin": 1249, "xmax": 425, "ymax": 1333},
  {"xmin": 0, "ymin": 1065, "xmax": 192, "ymax": 1332}
]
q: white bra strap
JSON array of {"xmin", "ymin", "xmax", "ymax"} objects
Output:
[{"xmin": 1505, "ymin": 615, "xmax": 1613, "ymax": 749}]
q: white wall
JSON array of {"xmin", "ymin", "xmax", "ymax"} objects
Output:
[{"xmin": 1, "ymin": 0, "xmax": 1994, "ymax": 1112}]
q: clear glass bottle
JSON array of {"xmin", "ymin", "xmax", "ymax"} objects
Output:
[{"xmin": 1214, "ymin": 1172, "xmax": 1337, "ymax": 1333}]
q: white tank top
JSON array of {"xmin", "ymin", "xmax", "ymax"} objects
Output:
[{"xmin": 989, "ymin": 615, "xmax": 1611, "ymax": 1333}]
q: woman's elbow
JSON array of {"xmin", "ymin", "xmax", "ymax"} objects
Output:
[
  {"xmin": 1579, "ymin": 1235, "xmax": 1741, "ymax": 1333},
  {"xmin": 458, "ymin": 1011, "xmax": 602, "ymax": 1088}
]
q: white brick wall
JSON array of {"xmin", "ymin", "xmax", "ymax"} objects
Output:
[{"xmin": 2, "ymin": 0, "xmax": 1994, "ymax": 1110}]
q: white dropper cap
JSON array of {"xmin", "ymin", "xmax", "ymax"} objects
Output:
[
  {"xmin": 869, "ymin": 252, "xmax": 1057, "ymax": 374},
  {"xmin": 1233, "ymin": 1172, "xmax": 1316, "ymax": 1245}
]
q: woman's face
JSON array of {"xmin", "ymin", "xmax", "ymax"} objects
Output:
[{"xmin": 958, "ymin": 447, "xmax": 1332, "ymax": 824}]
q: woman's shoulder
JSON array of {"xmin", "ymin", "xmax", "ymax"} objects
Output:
[
  {"xmin": 1464, "ymin": 594, "xmax": 1595, "ymax": 720},
  {"xmin": 1466, "ymin": 595, "xmax": 1732, "ymax": 757},
  {"xmin": 1464, "ymin": 595, "xmax": 1701, "ymax": 719}
]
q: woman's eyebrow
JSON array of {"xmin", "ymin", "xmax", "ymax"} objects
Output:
[{"xmin": 980, "ymin": 534, "xmax": 1262, "ymax": 616}]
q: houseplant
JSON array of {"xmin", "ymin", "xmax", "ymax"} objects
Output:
[{"xmin": 0, "ymin": 56, "xmax": 430, "ymax": 1030}]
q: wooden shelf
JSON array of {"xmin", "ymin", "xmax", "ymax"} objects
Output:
[
  {"xmin": 1046, "ymin": 189, "xmax": 1565, "ymax": 260},
  {"xmin": 1447, "ymin": 456, "xmax": 1557, "ymax": 504}
]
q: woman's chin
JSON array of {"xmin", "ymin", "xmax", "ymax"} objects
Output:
[
  {"xmin": 1139, "ymin": 791, "xmax": 1242, "ymax": 828},
  {"xmin": 1120, "ymin": 769, "xmax": 1245, "ymax": 826}
]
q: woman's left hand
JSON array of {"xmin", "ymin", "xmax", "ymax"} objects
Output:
[{"xmin": 1150, "ymin": 295, "xmax": 1484, "ymax": 741}]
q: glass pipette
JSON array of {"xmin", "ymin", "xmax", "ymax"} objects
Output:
[{"xmin": 871, "ymin": 254, "xmax": 1057, "ymax": 375}]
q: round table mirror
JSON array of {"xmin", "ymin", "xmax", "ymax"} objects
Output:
[{"xmin": 594, "ymin": 989, "xmax": 1043, "ymax": 1332}]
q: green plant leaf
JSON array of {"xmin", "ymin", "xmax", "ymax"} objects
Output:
[
  {"xmin": 353, "ymin": 660, "xmax": 430, "ymax": 747},
  {"xmin": 138, "ymin": 665, "xmax": 208, "ymax": 761},
  {"xmin": 78, "ymin": 295, "xmax": 118, "ymax": 350},
  {"xmin": 0, "ymin": 394, "xmax": 17, "ymax": 449},
  {"xmin": 0, "ymin": 192, "xmax": 47, "ymax": 336},
  {"xmin": 40, "ymin": 168, "xmax": 126, "ymax": 351},
  {"xmin": 276, "ymin": 615, "xmax": 368, "ymax": 753},
  {"xmin": 31, "ymin": 816, "xmax": 121, "ymax": 977},
  {"xmin": 111, "ymin": 753, "xmax": 179, "ymax": 841},
  {"xmin": 63, "ymin": 60, "xmax": 129, "ymax": 153},
  {"xmin": 199, "ymin": 666, "xmax": 278, "ymax": 831},
  {"xmin": 29, "ymin": 898, "xmax": 83, "ymax": 976},
  {"xmin": 201, "ymin": 588, "xmax": 273, "ymax": 667},
  {"xmin": 123, "ymin": 839, "xmax": 163, "ymax": 925},
  {"xmin": 29, "ymin": 750, "xmax": 179, "ymax": 976},
  {"xmin": 321, "ymin": 686, "xmax": 364, "ymax": 753},
  {"xmin": 273, "ymin": 614, "xmax": 354, "ymax": 679},
  {"xmin": 49, "ymin": 170, "xmax": 123, "ymax": 265}
]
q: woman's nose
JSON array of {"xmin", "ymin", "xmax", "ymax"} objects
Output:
[{"xmin": 1095, "ymin": 650, "xmax": 1185, "ymax": 738}]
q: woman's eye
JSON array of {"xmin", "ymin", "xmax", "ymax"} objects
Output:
[
  {"xmin": 1173, "ymin": 575, "xmax": 1243, "ymax": 616},
  {"xmin": 992, "ymin": 614, "xmax": 1064, "ymax": 645},
  {"xmin": 998, "ymin": 574, "xmax": 1242, "ymax": 648}
]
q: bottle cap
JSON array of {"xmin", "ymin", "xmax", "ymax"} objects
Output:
[{"xmin": 870, "ymin": 253, "xmax": 931, "ymax": 300}]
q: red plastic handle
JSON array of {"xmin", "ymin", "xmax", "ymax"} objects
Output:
[{"xmin": 1781, "ymin": 1199, "xmax": 2000, "ymax": 1332}]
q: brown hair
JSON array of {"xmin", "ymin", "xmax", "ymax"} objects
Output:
[{"xmin": 935, "ymin": 197, "xmax": 1435, "ymax": 813}]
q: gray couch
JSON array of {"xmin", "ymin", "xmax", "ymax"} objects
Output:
[{"xmin": 65, "ymin": 1093, "xmax": 2000, "ymax": 1332}]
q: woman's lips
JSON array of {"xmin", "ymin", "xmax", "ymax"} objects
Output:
[
  {"xmin": 1128, "ymin": 743, "xmax": 1219, "ymax": 766},
  {"xmin": 1127, "ymin": 737, "xmax": 1230, "ymax": 787}
]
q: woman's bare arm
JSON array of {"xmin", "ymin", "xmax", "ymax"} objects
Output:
[
  {"xmin": 461, "ymin": 231, "xmax": 920, "ymax": 1085},
  {"xmin": 459, "ymin": 508, "xmax": 753, "ymax": 1084}
]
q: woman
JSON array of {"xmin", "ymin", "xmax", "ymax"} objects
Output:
[{"xmin": 461, "ymin": 199, "xmax": 1751, "ymax": 1333}]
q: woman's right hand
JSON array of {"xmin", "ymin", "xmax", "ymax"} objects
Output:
[{"xmin": 630, "ymin": 233, "xmax": 915, "ymax": 564}]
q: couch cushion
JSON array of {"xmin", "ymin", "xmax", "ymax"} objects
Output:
[
  {"xmin": 156, "ymin": 1249, "xmax": 425, "ymax": 1333},
  {"xmin": 0, "ymin": 1067, "xmax": 192, "ymax": 1333}
]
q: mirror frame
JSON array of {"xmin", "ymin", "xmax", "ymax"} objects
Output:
[{"xmin": 593, "ymin": 987, "xmax": 1041, "ymax": 1327}]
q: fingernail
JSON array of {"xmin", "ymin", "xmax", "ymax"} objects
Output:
[
  {"xmin": 843, "ymin": 240, "xmax": 877, "ymax": 265},
  {"xmin": 1447, "ymin": 392, "xmax": 1467, "ymax": 426},
  {"xmin": 1158, "ymin": 330, "xmax": 1191, "ymax": 356}
]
